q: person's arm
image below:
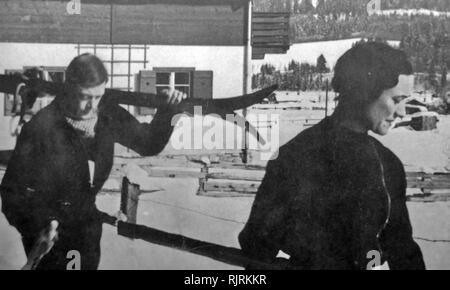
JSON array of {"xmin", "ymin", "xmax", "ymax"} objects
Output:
[
  {"xmin": 110, "ymin": 90, "xmax": 186, "ymax": 156},
  {"xmin": 238, "ymin": 153, "xmax": 292, "ymax": 268},
  {"xmin": 112, "ymin": 106, "xmax": 175, "ymax": 156},
  {"xmin": 0, "ymin": 123, "xmax": 56, "ymax": 236},
  {"xmin": 345, "ymin": 143, "xmax": 425, "ymax": 270},
  {"xmin": 381, "ymin": 177, "xmax": 425, "ymax": 270}
]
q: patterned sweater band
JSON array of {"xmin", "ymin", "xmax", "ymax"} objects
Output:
[{"xmin": 65, "ymin": 116, "xmax": 98, "ymax": 138}]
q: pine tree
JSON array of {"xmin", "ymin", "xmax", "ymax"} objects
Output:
[
  {"xmin": 293, "ymin": 0, "xmax": 300, "ymax": 13},
  {"xmin": 316, "ymin": 0, "xmax": 326, "ymax": 15},
  {"xmin": 298, "ymin": 0, "xmax": 314, "ymax": 14},
  {"xmin": 316, "ymin": 54, "xmax": 329, "ymax": 74},
  {"xmin": 426, "ymin": 60, "xmax": 439, "ymax": 93},
  {"xmin": 440, "ymin": 64, "xmax": 448, "ymax": 96}
]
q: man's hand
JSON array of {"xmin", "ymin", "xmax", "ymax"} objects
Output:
[{"xmin": 160, "ymin": 89, "xmax": 188, "ymax": 113}]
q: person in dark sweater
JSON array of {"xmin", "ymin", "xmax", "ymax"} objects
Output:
[
  {"xmin": 239, "ymin": 42, "xmax": 426, "ymax": 270},
  {"xmin": 1, "ymin": 53, "xmax": 187, "ymax": 270}
]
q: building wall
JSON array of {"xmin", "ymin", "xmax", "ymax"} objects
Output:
[
  {"xmin": 0, "ymin": 42, "xmax": 245, "ymax": 151},
  {"xmin": 0, "ymin": 0, "xmax": 247, "ymax": 45}
]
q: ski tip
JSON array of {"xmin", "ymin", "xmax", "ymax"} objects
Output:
[
  {"xmin": 261, "ymin": 84, "xmax": 279, "ymax": 96},
  {"xmin": 269, "ymin": 84, "xmax": 279, "ymax": 91}
]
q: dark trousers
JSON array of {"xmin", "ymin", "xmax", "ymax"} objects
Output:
[{"xmin": 22, "ymin": 218, "xmax": 103, "ymax": 270}]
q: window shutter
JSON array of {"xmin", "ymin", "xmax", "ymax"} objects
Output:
[
  {"xmin": 138, "ymin": 70, "xmax": 157, "ymax": 115},
  {"xmin": 193, "ymin": 71, "xmax": 213, "ymax": 99}
]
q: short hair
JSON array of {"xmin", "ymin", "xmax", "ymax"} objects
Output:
[
  {"xmin": 332, "ymin": 42, "xmax": 413, "ymax": 109},
  {"xmin": 65, "ymin": 53, "xmax": 108, "ymax": 88}
]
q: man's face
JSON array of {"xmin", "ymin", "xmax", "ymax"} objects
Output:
[
  {"xmin": 71, "ymin": 83, "xmax": 106, "ymax": 120},
  {"xmin": 365, "ymin": 74, "xmax": 414, "ymax": 136}
]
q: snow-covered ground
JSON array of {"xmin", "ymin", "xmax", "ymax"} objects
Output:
[
  {"xmin": 374, "ymin": 9, "xmax": 450, "ymax": 17},
  {"xmin": 1, "ymin": 175, "xmax": 448, "ymax": 270}
]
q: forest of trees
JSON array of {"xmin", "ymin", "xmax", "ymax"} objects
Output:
[
  {"xmin": 253, "ymin": 35, "xmax": 449, "ymax": 98},
  {"xmin": 253, "ymin": 0, "xmax": 450, "ymax": 14},
  {"xmin": 399, "ymin": 25, "xmax": 450, "ymax": 95},
  {"xmin": 252, "ymin": 54, "xmax": 331, "ymax": 91},
  {"xmin": 252, "ymin": 0, "xmax": 450, "ymax": 96},
  {"xmin": 253, "ymin": 0, "xmax": 450, "ymax": 43}
]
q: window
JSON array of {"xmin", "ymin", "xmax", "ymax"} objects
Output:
[
  {"xmin": 137, "ymin": 68, "xmax": 213, "ymax": 115},
  {"xmin": 156, "ymin": 71, "xmax": 192, "ymax": 98},
  {"xmin": 76, "ymin": 44, "xmax": 149, "ymax": 92}
]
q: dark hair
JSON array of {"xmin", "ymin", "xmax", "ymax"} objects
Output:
[
  {"xmin": 65, "ymin": 53, "xmax": 108, "ymax": 88},
  {"xmin": 332, "ymin": 42, "xmax": 413, "ymax": 111}
]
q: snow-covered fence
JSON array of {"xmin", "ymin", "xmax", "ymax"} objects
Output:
[
  {"xmin": 134, "ymin": 159, "xmax": 450, "ymax": 200},
  {"xmin": 199, "ymin": 170, "xmax": 450, "ymax": 202},
  {"xmin": 112, "ymin": 154, "xmax": 450, "ymax": 202}
]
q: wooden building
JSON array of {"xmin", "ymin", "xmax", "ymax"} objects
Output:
[{"xmin": 0, "ymin": 0, "xmax": 290, "ymax": 154}]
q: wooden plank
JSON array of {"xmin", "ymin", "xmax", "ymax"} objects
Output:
[
  {"xmin": 253, "ymin": 34, "xmax": 289, "ymax": 39},
  {"xmin": 406, "ymin": 172, "xmax": 429, "ymax": 178},
  {"xmin": 252, "ymin": 17, "xmax": 289, "ymax": 24},
  {"xmin": 252, "ymin": 13, "xmax": 289, "ymax": 18},
  {"xmin": 207, "ymin": 162, "xmax": 266, "ymax": 171},
  {"xmin": 252, "ymin": 30, "xmax": 290, "ymax": 37},
  {"xmin": 204, "ymin": 180, "xmax": 260, "ymax": 194},
  {"xmin": 114, "ymin": 157, "xmax": 203, "ymax": 168},
  {"xmin": 198, "ymin": 191, "xmax": 256, "ymax": 198},
  {"xmin": 114, "ymin": 152, "xmax": 246, "ymax": 167},
  {"xmin": 252, "ymin": 53, "xmax": 266, "ymax": 60},
  {"xmin": 207, "ymin": 170, "xmax": 265, "ymax": 181},
  {"xmin": 115, "ymin": 164, "xmax": 265, "ymax": 181},
  {"xmin": 252, "ymin": 47, "xmax": 289, "ymax": 54},
  {"xmin": 120, "ymin": 177, "xmax": 140, "ymax": 225},
  {"xmin": 140, "ymin": 166, "xmax": 205, "ymax": 179},
  {"xmin": 112, "ymin": 3, "xmax": 245, "ymax": 45},
  {"xmin": 44, "ymin": 0, "xmax": 248, "ymax": 5},
  {"xmin": 253, "ymin": 42, "xmax": 290, "ymax": 47},
  {"xmin": 253, "ymin": 23, "xmax": 289, "ymax": 30},
  {"xmin": 252, "ymin": 36, "xmax": 289, "ymax": 43},
  {"xmin": 407, "ymin": 193, "xmax": 450, "ymax": 202},
  {"xmin": 252, "ymin": 40, "xmax": 290, "ymax": 46},
  {"xmin": 0, "ymin": 1, "xmax": 247, "ymax": 45},
  {"xmin": 0, "ymin": 1, "xmax": 110, "ymax": 43},
  {"xmin": 406, "ymin": 173, "xmax": 450, "ymax": 189},
  {"xmin": 253, "ymin": 12, "xmax": 290, "ymax": 17},
  {"xmin": 197, "ymin": 164, "xmax": 209, "ymax": 195},
  {"xmin": 113, "ymin": 163, "xmax": 266, "ymax": 180}
]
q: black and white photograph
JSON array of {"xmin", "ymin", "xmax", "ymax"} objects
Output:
[{"xmin": 0, "ymin": 0, "xmax": 449, "ymax": 273}]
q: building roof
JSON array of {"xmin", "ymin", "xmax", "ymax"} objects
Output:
[{"xmin": 4, "ymin": 0, "xmax": 250, "ymax": 6}]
